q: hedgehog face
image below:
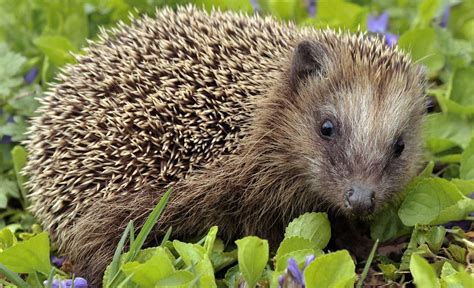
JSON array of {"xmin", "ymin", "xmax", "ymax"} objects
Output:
[{"xmin": 284, "ymin": 38, "xmax": 426, "ymax": 218}]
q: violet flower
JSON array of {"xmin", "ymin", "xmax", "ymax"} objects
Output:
[
  {"xmin": 24, "ymin": 67, "xmax": 38, "ymax": 84},
  {"xmin": 367, "ymin": 11, "xmax": 398, "ymax": 47},
  {"xmin": 43, "ymin": 277, "xmax": 88, "ymax": 288},
  {"xmin": 440, "ymin": 6, "xmax": 450, "ymax": 28},
  {"xmin": 250, "ymin": 0, "xmax": 260, "ymax": 13},
  {"xmin": 307, "ymin": 0, "xmax": 317, "ymax": 18},
  {"xmin": 51, "ymin": 255, "xmax": 65, "ymax": 267},
  {"xmin": 278, "ymin": 255, "xmax": 316, "ymax": 288}
]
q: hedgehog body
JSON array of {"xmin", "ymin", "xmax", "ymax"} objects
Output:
[{"xmin": 26, "ymin": 6, "xmax": 426, "ymax": 285}]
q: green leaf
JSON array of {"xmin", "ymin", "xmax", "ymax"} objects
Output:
[
  {"xmin": 410, "ymin": 254, "xmax": 440, "ymax": 288},
  {"xmin": 460, "ymin": 137, "xmax": 474, "ymax": 180},
  {"xmin": 423, "ymin": 113, "xmax": 473, "ymax": 153},
  {"xmin": 204, "ymin": 226, "xmax": 218, "ymax": 255},
  {"xmin": 121, "ymin": 247, "xmax": 175, "ymax": 287},
  {"xmin": 451, "ymin": 67, "xmax": 474, "ymax": 108},
  {"xmin": 284, "ymin": 212, "xmax": 331, "ymax": 249},
  {"xmin": 0, "ymin": 232, "xmax": 51, "ymax": 275},
  {"xmin": 398, "ymin": 28, "xmax": 445, "ymax": 75},
  {"xmin": 440, "ymin": 262, "xmax": 474, "ymax": 287},
  {"xmin": 275, "ymin": 236, "xmax": 322, "ymax": 271},
  {"xmin": 413, "ymin": 0, "xmax": 441, "ymax": 28},
  {"xmin": 34, "ymin": 35, "xmax": 77, "ymax": 66},
  {"xmin": 235, "ymin": 236, "xmax": 269, "ymax": 288},
  {"xmin": 0, "ymin": 227, "xmax": 17, "ymax": 251},
  {"xmin": 172, "ymin": 240, "xmax": 216, "ymax": 288},
  {"xmin": 370, "ymin": 202, "xmax": 411, "ymax": 242},
  {"xmin": 306, "ymin": 0, "xmax": 368, "ymax": 30},
  {"xmin": 155, "ymin": 271, "xmax": 195, "ymax": 287},
  {"xmin": 304, "ymin": 250, "xmax": 356, "ymax": 288},
  {"xmin": 11, "ymin": 145, "xmax": 27, "ymax": 205},
  {"xmin": 378, "ymin": 263, "xmax": 398, "ymax": 281},
  {"xmin": 399, "ymin": 177, "xmax": 474, "ymax": 226},
  {"xmin": 0, "ymin": 43, "xmax": 26, "ymax": 98},
  {"xmin": 451, "ymin": 178, "xmax": 474, "ymax": 196}
]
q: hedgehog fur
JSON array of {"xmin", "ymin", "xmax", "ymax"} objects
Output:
[{"xmin": 25, "ymin": 5, "xmax": 426, "ymax": 286}]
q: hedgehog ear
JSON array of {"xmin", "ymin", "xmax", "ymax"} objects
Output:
[{"xmin": 290, "ymin": 40, "xmax": 328, "ymax": 91}]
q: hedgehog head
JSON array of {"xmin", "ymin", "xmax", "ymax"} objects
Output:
[{"xmin": 260, "ymin": 32, "xmax": 426, "ymax": 218}]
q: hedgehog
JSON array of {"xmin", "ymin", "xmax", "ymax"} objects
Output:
[{"xmin": 25, "ymin": 5, "xmax": 426, "ymax": 286}]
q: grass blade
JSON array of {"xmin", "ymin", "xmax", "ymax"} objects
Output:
[
  {"xmin": 46, "ymin": 267, "xmax": 55, "ymax": 288},
  {"xmin": 125, "ymin": 188, "xmax": 172, "ymax": 262},
  {"xmin": 0, "ymin": 263, "xmax": 31, "ymax": 288},
  {"xmin": 160, "ymin": 226, "xmax": 173, "ymax": 246},
  {"xmin": 107, "ymin": 221, "xmax": 133, "ymax": 286},
  {"xmin": 356, "ymin": 239, "xmax": 379, "ymax": 288}
]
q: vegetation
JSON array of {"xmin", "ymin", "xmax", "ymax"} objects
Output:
[{"xmin": 0, "ymin": 0, "xmax": 473, "ymax": 287}]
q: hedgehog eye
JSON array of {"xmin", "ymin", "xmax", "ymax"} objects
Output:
[
  {"xmin": 393, "ymin": 137, "xmax": 405, "ymax": 157},
  {"xmin": 320, "ymin": 119, "xmax": 335, "ymax": 139}
]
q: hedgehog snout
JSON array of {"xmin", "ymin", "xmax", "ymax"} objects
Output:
[{"xmin": 344, "ymin": 184, "xmax": 376, "ymax": 216}]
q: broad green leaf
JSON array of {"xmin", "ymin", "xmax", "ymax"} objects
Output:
[
  {"xmin": 0, "ymin": 232, "xmax": 51, "ymax": 275},
  {"xmin": 423, "ymin": 113, "xmax": 473, "ymax": 152},
  {"xmin": 398, "ymin": 28, "xmax": 445, "ymax": 74},
  {"xmin": 399, "ymin": 177, "xmax": 473, "ymax": 226},
  {"xmin": 275, "ymin": 236, "xmax": 321, "ymax": 271},
  {"xmin": 413, "ymin": 0, "xmax": 441, "ymax": 28},
  {"xmin": 446, "ymin": 244, "xmax": 466, "ymax": 264},
  {"xmin": 0, "ymin": 227, "xmax": 16, "ymax": 251},
  {"xmin": 34, "ymin": 35, "xmax": 77, "ymax": 66},
  {"xmin": 440, "ymin": 262, "xmax": 474, "ymax": 287},
  {"xmin": 173, "ymin": 240, "xmax": 206, "ymax": 267},
  {"xmin": 196, "ymin": 0, "xmax": 253, "ymax": 14},
  {"xmin": 0, "ymin": 177, "xmax": 20, "ymax": 200},
  {"xmin": 235, "ymin": 236, "xmax": 268, "ymax": 288},
  {"xmin": 370, "ymin": 203, "xmax": 411, "ymax": 242},
  {"xmin": 306, "ymin": 0, "xmax": 368, "ymax": 30},
  {"xmin": 460, "ymin": 137, "xmax": 474, "ymax": 180},
  {"xmin": 0, "ymin": 194, "xmax": 7, "ymax": 209},
  {"xmin": 121, "ymin": 247, "xmax": 175, "ymax": 287},
  {"xmin": 275, "ymin": 248, "xmax": 323, "ymax": 272},
  {"xmin": 450, "ymin": 67, "xmax": 474, "ymax": 108},
  {"xmin": 410, "ymin": 254, "xmax": 440, "ymax": 288},
  {"xmin": 0, "ymin": 43, "xmax": 26, "ymax": 97},
  {"xmin": 284, "ymin": 212, "xmax": 331, "ymax": 249},
  {"xmin": 155, "ymin": 271, "xmax": 195, "ymax": 287},
  {"xmin": 204, "ymin": 226, "xmax": 218, "ymax": 255},
  {"xmin": 267, "ymin": 0, "xmax": 308, "ymax": 22},
  {"xmin": 451, "ymin": 179, "xmax": 474, "ymax": 196},
  {"xmin": 173, "ymin": 240, "xmax": 216, "ymax": 288},
  {"xmin": 304, "ymin": 250, "xmax": 356, "ymax": 288}
]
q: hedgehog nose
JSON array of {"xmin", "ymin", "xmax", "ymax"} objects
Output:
[{"xmin": 345, "ymin": 185, "xmax": 375, "ymax": 215}]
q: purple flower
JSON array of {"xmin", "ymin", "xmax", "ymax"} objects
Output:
[
  {"xmin": 24, "ymin": 67, "xmax": 38, "ymax": 84},
  {"xmin": 51, "ymin": 255, "xmax": 65, "ymax": 267},
  {"xmin": 385, "ymin": 33, "xmax": 399, "ymax": 47},
  {"xmin": 367, "ymin": 11, "xmax": 389, "ymax": 33},
  {"xmin": 303, "ymin": 254, "xmax": 315, "ymax": 269},
  {"xmin": 367, "ymin": 11, "xmax": 399, "ymax": 47},
  {"xmin": 250, "ymin": 0, "xmax": 260, "ymax": 13},
  {"xmin": 287, "ymin": 258, "xmax": 304, "ymax": 285},
  {"xmin": 307, "ymin": 0, "xmax": 317, "ymax": 18},
  {"xmin": 440, "ymin": 6, "xmax": 450, "ymax": 28},
  {"xmin": 279, "ymin": 255, "xmax": 316, "ymax": 287},
  {"xmin": 43, "ymin": 278, "xmax": 88, "ymax": 288},
  {"xmin": 65, "ymin": 278, "xmax": 88, "ymax": 288},
  {"xmin": 278, "ymin": 275, "xmax": 286, "ymax": 288}
]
